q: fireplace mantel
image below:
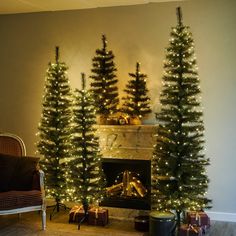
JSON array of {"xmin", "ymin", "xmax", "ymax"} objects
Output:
[{"xmin": 96, "ymin": 125, "xmax": 156, "ymax": 160}]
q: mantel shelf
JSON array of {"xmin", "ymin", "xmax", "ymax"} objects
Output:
[{"xmin": 96, "ymin": 124, "xmax": 157, "ymax": 160}]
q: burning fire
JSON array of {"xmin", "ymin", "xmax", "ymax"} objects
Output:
[{"xmin": 106, "ymin": 170, "xmax": 147, "ymax": 198}]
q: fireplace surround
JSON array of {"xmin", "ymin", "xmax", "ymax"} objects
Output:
[{"xmin": 96, "ymin": 125, "xmax": 156, "ymax": 214}]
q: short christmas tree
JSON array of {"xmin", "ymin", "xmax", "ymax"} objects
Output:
[
  {"xmin": 90, "ymin": 35, "xmax": 119, "ymax": 118},
  {"xmin": 151, "ymin": 7, "xmax": 211, "ymax": 228},
  {"xmin": 122, "ymin": 62, "xmax": 151, "ymax": 119},
  {"xmin": 69, "ymin": 73, "xmax": 106, "ymax": 228},
  {"xmin": 37, "ymin": 46, "xmax": 73, "ymax": 217}
]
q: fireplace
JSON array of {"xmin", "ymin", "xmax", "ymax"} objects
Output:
[
  {"xmin": 100, "ymin": 158, "xmax": 151, "ymax": 210},
  {"xmin": 96, "ymin": 125, "xmax": 156, "ymax": 216}
]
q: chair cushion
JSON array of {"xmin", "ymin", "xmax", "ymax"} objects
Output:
[
  {"xmin": 0, "ymin": 153, "xmax": 19, "ymax": 192},
  {"xmin": 0, "ymin": 190, "xmax": 42, "ymax": 210},
  {"xmin": 9, "ymin": 156, "xmax": 40, "ymax": 191},
  {"xmin": 0, "ymin": 153, "xmax": 40, "ymax": 192}
]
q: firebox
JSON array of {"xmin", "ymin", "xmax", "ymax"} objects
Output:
[{"xmin": 100, "ymin": 158, "xmax": 151, "ymax": 210}]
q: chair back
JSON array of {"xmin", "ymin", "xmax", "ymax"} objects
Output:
[{"xmin": 0, "ymin": 133, "xmax": 26, "ymax": 156}]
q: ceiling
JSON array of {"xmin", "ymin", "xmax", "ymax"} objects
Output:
[{"xmin": 0, "ymin": 0, "xmax": 183, "ymax": 15}]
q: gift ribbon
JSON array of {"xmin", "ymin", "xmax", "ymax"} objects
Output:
[
  {"xmin": 189, "ymin": 211, "xmax": 205, "ymax": 226},
  {"xmin": 195, "ymin": 212, "xmax": 201, "ymax": 226},
  {"xmin": 186, "ymin": 225, "xmax": 202, "ymax": 236},
  {"xmin": 90, "ymin": 206, "xmax": 105, "ymax": 219},
  {"xmin": 90, "ymin": 207, "xmax": 106, "ymax": 224}
]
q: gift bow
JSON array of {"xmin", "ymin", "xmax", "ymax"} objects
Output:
[
  {"xmin": 189, "ymin": 211, "xmax": 203, "ymax": 226},
  {"xmin": 70, "ymin": 205, "xmax": 83, "ymax": 213}
]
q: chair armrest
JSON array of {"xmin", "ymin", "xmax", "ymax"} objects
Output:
[
  {"xmin": 39, "ymin": 169, "xmax": 46, "ymax": 210},
  {"xmin": 32, "ymin": 169, "xmax": 45, "ymax": 198},
  {"xmin": 32, "ymin": 162, "xmax": 45, "ymax": 190},
  {"xmin": 39, "ymin": 169, "xmax": 45, "ymax": 192}
]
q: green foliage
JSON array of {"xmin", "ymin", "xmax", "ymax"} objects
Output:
[
  {"xmin": 122, "ymin": 62, "xmax": 151, "ymax": 118},
  {"xmin": 90, "ymin": 35, "xmax": 119, "ymax": 116},
  {"xmin": 68, "ymin": 73, "xmax": 106, "ymax": 207},
  {"xmin": 37, "ymin": 47, "xmax": 73, "ymax": 203},
  {"xmin": 151, "ymin": 10, "xmax": 211, "ymax": 217}
]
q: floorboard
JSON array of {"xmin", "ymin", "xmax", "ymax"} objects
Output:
[{"xmin": 0, "ymin": 210, "xmax": 236, "ymax": 236}]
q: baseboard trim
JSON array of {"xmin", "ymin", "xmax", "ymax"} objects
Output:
[{"xmin": 206, "ymin": 211, "xmax": 236, "ymax": 222}]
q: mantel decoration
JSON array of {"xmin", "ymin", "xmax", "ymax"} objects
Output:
[
  {"xmin": 68, "ymin": 73, "xmax": 106, "ymax": 229},
  {"xmin": 90, "ymin": 34, "xmax": 119, "ymax": 124},
  {"xmin": 122, "ymin": 62, "xmax": 152, "ymax": 125},
  {"xmin": 151, "ymin": 6, "xmax": 211, "ymax": 231},
  {"xmin": 37, "ymin": 46, "xmax": 73, "ymax": 219}
]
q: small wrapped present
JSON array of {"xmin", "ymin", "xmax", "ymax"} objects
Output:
[
  {"xmin": 187, "ymin": 211, "xmax": 210, "ymax": 227},
  {"xmin": 88, "ymin": 207, "xmax": 109, "ymax": 226},
  {"xmin": 69, "ymin": 205, "xmax": 87, "ymax": 223},
  {"xmin": 179, "ymin": 224, "xmax": 203, "ymax": 236}
]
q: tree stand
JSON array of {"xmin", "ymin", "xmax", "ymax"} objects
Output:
[
  {"xmin": 48, "ymin": 199, "xmax": 69, "ymax": 220},
  {"xmin": 78, "ymin": 203, "xmax": 89, "ymax": 230}
]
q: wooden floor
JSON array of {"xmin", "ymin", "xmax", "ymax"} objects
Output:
[{"xmin": 0, "ymin": 210, "xmax": 236, "ymax": 236}]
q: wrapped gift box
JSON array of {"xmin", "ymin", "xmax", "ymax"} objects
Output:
[
  {"xmin": 69, "ymin": 205, "xmax": 87, "ymax": 223},
  {"xmin": 187, "ymin": 211, "xmax": 210, "ymax": 227},
  {"xmin": 179, "ymin": 224, "xmax": 203, "ymax": 236},
  {"xmin": 88, "ymin": 207, "xmax": 109, "ymax": 226}
]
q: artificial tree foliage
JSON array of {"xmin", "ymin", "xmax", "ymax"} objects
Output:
[
  {"xmin": 90, "ymin": 34, "xmax": 119, "ymax": 117},
  {"xmin": 122, "ymin": 62, "xmax": 151, "ymax": 119},
  {"xmin": 151, "ymin": 7, "xmax": 211, "ymax": 228},
  {"xmin": 69, "ymin": 73, "xmax": 106, "ymax": 227},
  {"xmin": 37, "ymin": 46, "xmax": 73, "ymax": 213}
]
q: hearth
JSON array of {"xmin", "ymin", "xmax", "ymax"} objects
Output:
[{"xmin": 101, "ymin": 158, "xmax": 151, "ymax": 210}]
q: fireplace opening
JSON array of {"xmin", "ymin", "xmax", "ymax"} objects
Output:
[{"xmin": 100, "ymin": 158, "xmax": 151, "ymax": 210}]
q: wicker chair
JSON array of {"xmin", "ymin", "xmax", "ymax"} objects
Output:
[
  {"xmin": 0, "ymin": 133, "xmax": 26, "ymax": 156},
  {"xmin": 0, "ymin": 133, "xmax": 46, "ymax": 230}
]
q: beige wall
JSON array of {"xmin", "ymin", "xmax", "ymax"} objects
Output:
[{"xmin": 0, "ymin": 0, "xmax": 236, "ymax": 217}]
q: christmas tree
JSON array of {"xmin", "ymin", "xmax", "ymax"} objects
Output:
[
  {"xmin": 37, "ymin": 46, "xmax": 73, "ymax": 216},
  {"xmin": 69, "ymin": 73, "xmax": 105, "ymax": 228},
  {"xmin": 122, "ymin": 62, "xmax": 151, "ymax": 119},
  {"xmin": 90, "ymin": 35, "xmax": 119, "ymax": 117},
  {"xmin": 151, "ymin": 7, "xmax": 211, "ymax": 227}
]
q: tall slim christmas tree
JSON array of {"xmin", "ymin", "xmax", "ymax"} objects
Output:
[
  {"xmin": 69, "ymin": 73, "xmax": 105, "ymax": 228},
  {"xmin": 122, "ymin": 62, "xmax": 151, "ymax": 119},
  {"xmin": 151, "ymin": 7, "xmax": 211, "ymax": 227},
  {"xmin": 90, "ymin": 35, "xmax": 119, "ymax": 117},
  {"xmin": 37, "ymin": 47, "xmax": 73, "ymax": 216}
]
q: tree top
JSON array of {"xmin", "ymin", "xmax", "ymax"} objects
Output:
[
  {"xmin": 55, "ymin": 46, "xmax": 60, "ymax": 62},
  {"xmin": 81, "ymin": 73, "xmax": 86, "ymax": 90},
  {"xmin": 136, "ymin": 62, "xmax": 141, "ymax": 71},
  {"xmin": 176, "ymin": 7, "xmax": 183, "ymax": 26},
  {"xmin": 102, "ymin": 34, "xmax": 107, "ymax": 50}
]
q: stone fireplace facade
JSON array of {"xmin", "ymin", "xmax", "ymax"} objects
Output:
[
  {"xmin": 96, "ymin": 125, "xmax": 156, "ymax": 219},
  {"xmin": 96, "ymin": 125, "xmax": 156, "ymax": 160}
]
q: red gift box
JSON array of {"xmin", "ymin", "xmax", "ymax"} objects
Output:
[
  {"xmin": 88, "ymin": 207, "xmax": 109, "ymax": 226},
  {"xmin": 179, "ymin": 224, "xmax": 203, "ymax": 236},
  {"xmin": 187, "ymin": 211, "xmax": 210, "ymax": 227},
  {"xmin": 69, "ymin": 205, "xmax": 87, "ymax": 223}
]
